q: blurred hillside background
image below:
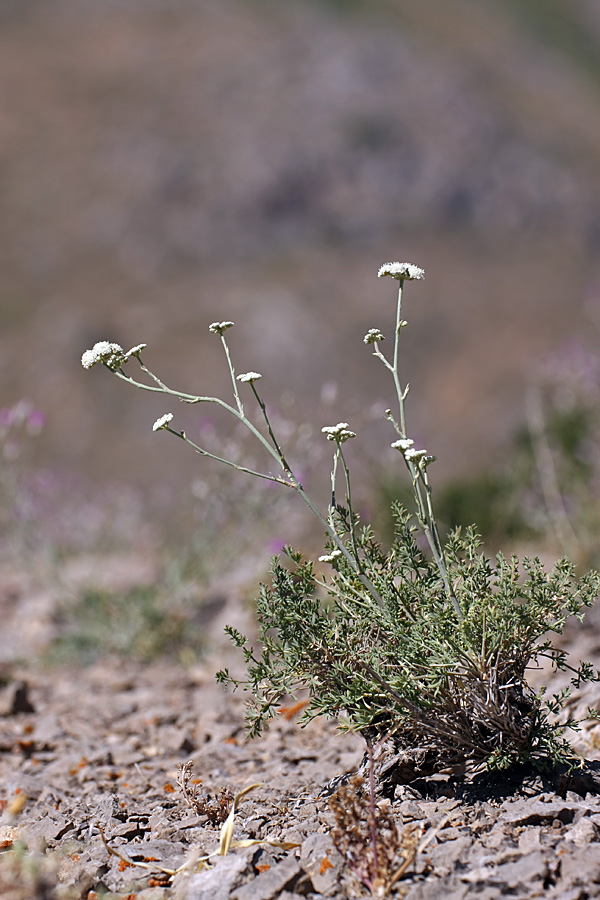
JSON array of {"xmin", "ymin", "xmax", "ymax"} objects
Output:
[{"xmin": 4, "ymin": 0, "xmax": 600, "ymax": 605}]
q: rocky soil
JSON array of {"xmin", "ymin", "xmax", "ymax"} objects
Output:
[{"xmin": 2, "ymin": 639, "xmax": 600, "ymax": 900}]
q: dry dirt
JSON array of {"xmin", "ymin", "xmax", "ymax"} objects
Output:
[{"xmin": 3, "ymin": 572, "xmax": 600, "ymax": 900}]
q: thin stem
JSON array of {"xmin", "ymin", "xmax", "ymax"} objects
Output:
[
  {"xmin": 370, "ymin": 290, "xmax": 463, "ymax": 621},
  {"xmin": 420, "ymin": 468, "xmax": 446, "ymax": 563},
  {"xmin": 111, "ymin": 363, "xmax": 388, "ymax": 613},
  {"xmin": 246, "ymin": 383, "xmax": 386, "ymax": 611},
  {"xmin": 169, "ymin": 429, "xmax": 293, "ymax": 486},
  {"xmin": 339, "ymin": 444, "xmax": 362, "ymax": 572},
  {"xmin": 250, "ymin": 384, "xmax": 295, "ymax": 479},
  {"xmin": 138, "ymin": 360, "xmax": 170, "ymax": 392},
  {"xmin": 392, "ymin": 279, "xmax": 407, "ymax": 435},
  {"xmin": 112, "ymin": 366, "xmax": 280, "ymax": 463},
  {"xmin": 411, "ymin": 464, "xmax": 458, "ymax": 611},
  {"xmin": 329, "ymin": 449, "xmax": 339, "ymax": 525},
  {"xmin": 292, "ymin": 479, "xmax": 386, "ymax": 612},
  {"xmin": 221, "ymin": 336, "xmax": 244, "ymax": 416}
]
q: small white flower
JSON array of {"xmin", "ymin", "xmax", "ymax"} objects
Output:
[
  {"xmin": 392, "ymin": 439, "xmax": 429, "ymax": 464},
  {"xmin": 81, "ymin": 341, "xmax": 126, "ymax": 370},
  {"xmin": 318, "ymin": 550, "xmax": 343, "ymax": 563},
  {"xmin": 364, "ymin": 328, "xmax": 385, "ymax": 345},
  {"xmin": 125, "ymin": 343, "xmax": 147, "ymax": 359},
  {"xmin": 81, "ymin": 350, "xmax": 97, "ymax": 369},
  {"xmin": 404, "ymin": 448, "xmax": 428, "ymax": 462},
  {"xmin": 321, "ymin": 422, "xmax": 356, "ymax": 443},
  {"xmin": 153, "ymin": 413, "xmax": 174, "ymax": 432},
  {"xmin": 321, "ymin": 422, "xmax": 349, "ymax": 435},
  {"xmin": 209, "ymin": 321, "xmax": 235, "ymax": 335},
  {"xmin": 377, "ymin": 262, "xmax": 425, "ymax": 281},
  {"xmin": 237, "ymin": 372, "xmax": 262, "ymax": 384}
]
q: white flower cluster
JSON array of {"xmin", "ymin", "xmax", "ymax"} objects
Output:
[
  {"xmin": 152, "ymin": 413, "xmax": 173, "ymax": 432},
  {"xmin": 363, "ymin": 328, "xmax": 385, "ymax": 345},
  {"xmin": 209, "ymin": 321, "xmax": 235, "ymax": 335},
  {"xmin": 377, "ymin": 262, "xmax": 425, "ymax": 281},
  {"xmin": 391, "ymin": 437, "xmax": 430, "ymax": 464},
  {"xmin": 126, "ymin": 344, "xmax": 147, "ymax": 358},
  {"xmin": 81, "ymin": 341, "xmax": 126, "ymax": 370},
  {"xmin": 405, "ymin": 448, "xmax": 428, "ymax": 463},
  {"xmin": 321, "ymin": 422, "xmax": 356, "ymax": 443},
  {"xmin": 237, "ymin": 372, "xmax": 262, "ymax": 384},
  {"xmin": 318, "ymin": 549, "xmax": 343, "ymax": 564},
  {"xmin": 81, "ymin": 341, "xmax": 147, "ymax": 371}
]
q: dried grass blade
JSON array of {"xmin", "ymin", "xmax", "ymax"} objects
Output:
[{"xmin": 218, "ymin": 782, "xmax": 263, "ymax": 856}]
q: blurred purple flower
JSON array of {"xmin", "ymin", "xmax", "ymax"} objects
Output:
[
  {"xmin": 27, "ymin": 409, "xmax": 45, "ymax": 434},
  {"xmin": 268, "ymin": 539, "xmax": 287, "ymax": 555},
  {"xmin": 0, "ymin": 401, "xmax": 45, "ymax": 434}
]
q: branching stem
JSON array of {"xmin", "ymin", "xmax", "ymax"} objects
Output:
[
  {"xmin": 111, "ymin": 359, "xmax": 387, "ymax": 613},
  {"xmin": 372, "ymin": 280, "xmax": 463, "ymax": 621}
]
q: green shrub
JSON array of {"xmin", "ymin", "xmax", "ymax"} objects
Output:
[{"xmin": 82, "ymin": 260, "xmax": 600, "ymax": 779}]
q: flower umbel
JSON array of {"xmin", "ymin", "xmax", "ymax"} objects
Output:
[
  {"xmin": 322, "ymin": 423, "xmax": 356, "ymax": 443},
  {"xmin": 81, "ymin": 341, "xmax": 127, "ymax": 371},
  {"xmin": 152, "ymin": 413, "xmax": 174, "ymax": 432},
  {"xmin": 391, "ymin": 438, "xmax": 414, "ymax": 452},
  {"xmin": 318, "ymin": 550, "xmax": 343, "ymax": 563},
  {"xmin": 377, "ymin": 262, "xmax": 425, "ymax": 281},
  {"xmin": 237, "ymin": 372, "xmax": 262, "ymax": 384},
  {"xmin": 364, "ymin": 328, "xmax": 385, "ymax": 345},
  {"xmin": 404, "ymin": 448, "xmax": 428, "ymax": 462},
  {"xmin": 125, "ymin": 343, "xmax": 147, "ymax": 359},
  {"xmin": 209, "ymin": 321, "xmax": 235, "ymax": 335}
]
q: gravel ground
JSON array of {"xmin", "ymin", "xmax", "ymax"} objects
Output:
[{"xmin": 2, "ymin": 648, "xmax": 600, "ymax": 900}]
